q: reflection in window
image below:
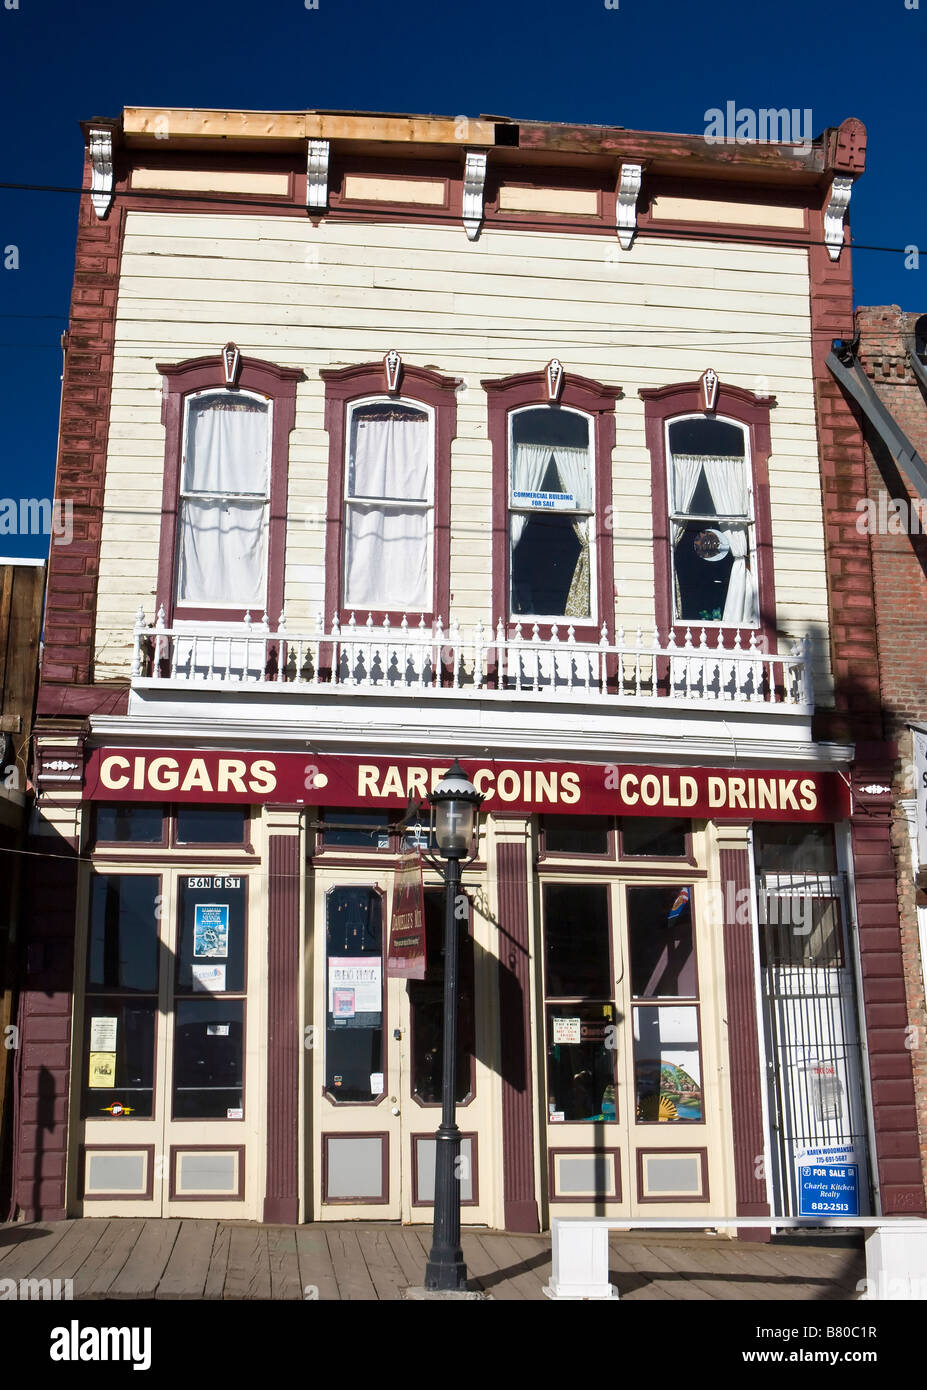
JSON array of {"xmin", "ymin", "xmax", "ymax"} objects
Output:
[
  {"xmin": 409, "ymin": 891, "xmax": 473, "ymax": 1104},
  {"xmin": 176, "ymin": 805, "xmax": 247, "ymax": 845},
  {"xmin": 668, "ymin": 416, "xmax": 755, "ymax": 625},
  {"xmin": 633, "ymin": 1005, "xmax": 703, "ymax": 1122},
  {"xmin": 325, "ymin": 887, "xmax": 384, "ymax": 1102},
  {"xmin": 344, "ymin": 401, "xmax": 432, "ymax": 611},
  {"xmin": 543, "ymin": 883, "xmax": 611, "ymax": 998},
  {"xmin": 628, "ymin": 885, "xmax": 696, "ymax": 998},
  {"xmin": 509, "ymin": 407, "xmax": 593, "ymax": 620},
  {"xmin": 542, "ymin": 815, "xmax": 609, "ymax": 856},
  {"xmin": 172, "ymin": 998, "xmax": 244, "ymax": 1119},
  {"xmin": 546, "ymin": 1004, "xmax": 617, "ymax": 1123},
  {"xmin": 621, "ymin": 817, "xmax": 687, "ymax": 858},
  {"xmin": 94, "ymin": 804, "xmax": 163, "ymax": 844},
  {"xmin": 88, "ymin": 875, "xmax": 159, "ymax": 992},
  {"xmin": 178, "ymin": 391, "xmax": 271, "ymax": 608},
  {"xmin": 322, "ymin": 808, "xmax": 391, "ymax": 850}
]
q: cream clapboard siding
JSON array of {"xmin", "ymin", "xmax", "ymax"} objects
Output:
[{"xmin": 95, "ymin": 210, "xmax": 833, "ymax": 700}]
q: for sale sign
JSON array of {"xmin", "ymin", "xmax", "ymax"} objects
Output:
[{"xmin": 796, "ymin": 1145, "xmax": 860, "ymax": 1217}]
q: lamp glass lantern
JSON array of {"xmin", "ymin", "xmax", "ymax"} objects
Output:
[{"xmin": 429, "ymin": 760, "xmax": 482, "ymax": 856}]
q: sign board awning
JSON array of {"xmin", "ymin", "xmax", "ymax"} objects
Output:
[{"xmin": 84, "ymin": 749, "xmax": 851, "ymax": 822}]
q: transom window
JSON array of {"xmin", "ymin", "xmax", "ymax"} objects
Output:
[
  {"xmin": 343, "ymin": 399, "xmax": 434, "ymax": 612},
  {"xmin": 177, "ymin": 390, "xmax": 271, "ymax": 609},
  {"xmin": 667, "ymin": 416, "xmax": 756, "ymax": 626},
  {"xmin": 508, "ymin": 406, "xmax": 594, "ymax": 621}
]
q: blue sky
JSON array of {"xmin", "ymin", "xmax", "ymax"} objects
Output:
[{"xmin": 0, "ymin": 0, "xmax": 923, "ymax": 558}]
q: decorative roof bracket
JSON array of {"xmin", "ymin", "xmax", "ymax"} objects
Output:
[
  {"xmin": 616, "ymin": 163, "xmax": 642, "ymax": 250},
  {"xmin": 824, "ymin": 176, "xmax": 853, "ymax": 261},
  {"xmin": 463, "ymin": 149, "xmax": 488, "ymax": 241},
  {"xmin": 88, "ymin": 127, "xmax": 114, "ymax": 220},
  {"xmin": 307, "ymin": 138, "xmax": 330, "ymax": 211}
]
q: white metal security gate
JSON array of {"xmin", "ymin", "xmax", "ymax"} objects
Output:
[{"xmin": 756, "ymin": 869, "xmax": 872, "ymax": 1218}]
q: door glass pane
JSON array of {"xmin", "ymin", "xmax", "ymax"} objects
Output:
[
  {"xmin": 172, "ymin": 998, "xmax": 244, "ymax": 1118},
  {"xmin": 409, "ymin": 890, "xmax": 473, "ymax": 1104},
  {"xmin": 176, "ymin": 876, "xmax": 246, "ymax": 994},
  {"xmin": 81, "ymin": 997, "xmax": 156, "ymax": 1118},
  {"xmin": 542, "ymin": 815, "xmax": 609, "ymax": 855},
  {"xmin": 94, "ymin": 805, "xmax": 163, "ymax": 844},
  {"xmin": 88, "ymin": 875, "xmax": 159, "ymax": 992},
  {"xmin": 546, "ymin": 1003, "xmax": 617, "ymax": 1123},
  {"xmin": 633, "ymin": 1004, "xmax": 703, "ymax": 1122},
  {"xmin": 176, "ymin": 805, "xmax": 246, "ymax": 844},
  {"xmin": 325, "ymin": 887, "xmax": 383, "ymax": 1101},
  {"xmin": 628, "ymin": 885, "xmax": 696, "ymax": 998},
  {"xmin": 543, "ymin": 883, "xmax": 610, "ymax": 998},
  {"xmin": 322, "ymin": 808, "xmax": 391, "ymax": 849}
]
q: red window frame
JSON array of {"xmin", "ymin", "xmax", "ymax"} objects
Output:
[
  {"xmin": 320, "ymin": 362, "xmax": 459, "ymax": 626},
  {"xmin": 482, "ymin": 369, "xmax": 621, "ymax": 641},
  {"xmin": 155, "ymin": 352, "xmax": 303, "ymax": 625},
  {"xmin": 639, "ymin": 379, "xmax": 778, "ymax": 651}
]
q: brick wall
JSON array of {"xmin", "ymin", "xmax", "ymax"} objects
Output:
[
  {"xmin": 855, "ymin": 303, "xmax": 927, "ymax": 1199},
  {"xmin": 38, "ymin": 150, "xmax": 125, "ymax": 714}
]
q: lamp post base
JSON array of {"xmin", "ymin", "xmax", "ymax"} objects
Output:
[
  {"xmin": 404, "ymin": 1287, "xmax": 488, "ymax": 1300},
  {"xmin": 423, "ymin": 1252, "xmax": 468, "ymax": 1293}
]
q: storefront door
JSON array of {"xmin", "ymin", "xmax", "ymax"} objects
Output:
[
  {"xmin": 539, "ymin": 836, "xmax": 728, "ymax": 1217},
  {"xmin": 310, "ymin": 865, "xmax": 495, "ymax": 1223},
  {"xmin": 77, "ymin": 864, "xmax": 265, "ymax": 1216}
]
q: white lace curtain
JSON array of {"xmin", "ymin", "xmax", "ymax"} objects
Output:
[
  {"xmin": 344, "ymin": 412, "xmax": 431, "ymax": 611},
  {"xmin": 672, "ymin": 453, "xmax": 756, "ymax": 625},
  {"xmin": 178, "ymin": 397, "xmax": 270, "ymax": 606}
]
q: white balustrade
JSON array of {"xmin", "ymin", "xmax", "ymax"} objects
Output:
[{"xmin": 129, "ymin": 611, "xmax": 813, "ymax": 709}]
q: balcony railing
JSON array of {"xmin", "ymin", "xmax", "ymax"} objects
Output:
[{"xmin": 131, "ymin": 607, "xmax": 813, "ymax": 710}]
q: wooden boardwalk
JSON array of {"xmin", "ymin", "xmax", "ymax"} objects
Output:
[{"xmin": 0, "ymin": 1219, "xmax": 865, "ymax": 1301}]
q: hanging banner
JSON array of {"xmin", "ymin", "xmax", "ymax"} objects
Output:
[
  {"xmin": 387, "ymin": 851, "xmax": 427, "ymax": 979},
  {"xmin": 85, "ymin": 748, "xmax": 852, "ymax": 822}
]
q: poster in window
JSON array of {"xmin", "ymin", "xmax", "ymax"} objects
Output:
[
  {"xmin": 192, "ymin": 962, "xmax": 227, "ymax": 993},
  {"xmin": 332, "ymin": 988, "xmax": 356, "ymax": 1018},
  {"xmin": 194, "ymin": 903, "xmax": 229, "ymax": 959},
  {"xmin": 88, "ymin": 1052, "xmax": 117, "ymax": 1088},
  {"xmin": 328, "ymin": 958, "xmax": 381, "ymax": 1013},
  {"xmin": 90, "ymin": 1016, "xmax": 118, "ymax": 1052}
]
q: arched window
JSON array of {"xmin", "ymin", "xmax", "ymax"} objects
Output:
[
  {"xmin": 321, "ymin": 362, "xmax": 459, "ymax": 624},
  {"xmin": 508, "ymin": 405, "xmax": 594, "ymax": 620},
  {"xmin": 156, "ymin": 352, "xmax": 302, "ymax": 624},
  {"xmin": 483, "ymin": 368, "xmax": 621, "ymax": 638},
  {"xmin": 641, "ymin": 379, "xmax": 776, "ymax": 643}
]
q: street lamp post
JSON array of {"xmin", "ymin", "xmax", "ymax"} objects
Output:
[{"xmin": 423, "ymin": 759, "xmax": 483, "ymax": 1292}]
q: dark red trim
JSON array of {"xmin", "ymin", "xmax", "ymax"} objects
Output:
[
  {"xmin": 320, "ymin": 362, "xmax": 460, "ymax": 627},
  {"xmin": 80, "ymin": 1144, "xmax": 156, "ymax": 1201},
  {"xmin": 640, "ymin": 379, "xmax": 778, "ymax": 652},
  {"xmin": 636, "ymin": 1146, "xmax": 709, "ymax": 1203},
  {"xmin": 264, "ymin": 830, "xmax": 300, "ymax": 1223},
  {"xmin": 482, "ymin": 369, "xmax": 621, "ymax": 641},
  {"xmin": 719, "ymin": 836, "xmax": 770, "ymax": 1238},
  {"xmin": 548, "ymin": 1146, "xmax": 622, "ymax": 1203},
  {"xmin": 169, "ymin": 1145, "xmax": 246, "ymax": 1200},
  {"xmin": 155, "ymin": 354, "xmax": 303, "ymax": 627},
  {"xmin": 497, "ymin": 837, "xmax": 539, "ymax": 1232}
]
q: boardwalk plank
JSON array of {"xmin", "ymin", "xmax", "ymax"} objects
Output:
[
  {"xmin": 224, "ymin": 1226, "xmax": 272, "ymax": 1300},
  {"xmin": 75, "ymin": 1219, "xmax": 147, "ymax": 1298},
  {"xmin": 460, "ymin": 1233, "xmax": 526, "ymax": 1300},
  {"xmin": 356, "ymin": 1228, "xmax": 408, "ymax": 1301},
  {"xmin": 109, "ymin": 1219, "xmax": 181, "ymax": 1298},
  {"xmin": 267, "ymin": 1225, "xmax": 304, "ymax": 1301},
  {"xmin": 203, "ymin": 1222, "xmax": 232, "ymax": 1300},
  {"xmin": 0, "ymin": 1221, "xmax": 73, "ymax": 1278},
  {"xmin": 295, "ymin": 1225, "xmax": 341, "ymax": 1302},
  {"xmin": 157, "ymin": 1220, "xmax": 217, "ymax": 1299},
  {"xmin": 38, "ymin": 1220, "xmax": 110, "ymax": 1285},
  {"xmin": 387, "ymin": 1228, "xmax": 430, "ymax": 1287},
  {"xmin": 327, "ymin": 1227, "xmax": 378, "ymax": 1300}
]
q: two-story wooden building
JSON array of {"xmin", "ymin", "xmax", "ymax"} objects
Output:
[{"xmin": 12, "ymin": 107, "xmax": 923, "ymax": 1232}]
